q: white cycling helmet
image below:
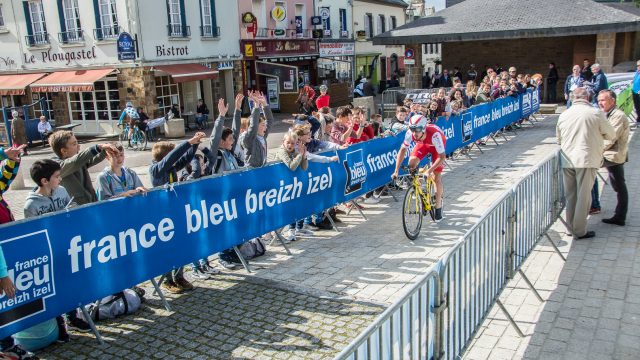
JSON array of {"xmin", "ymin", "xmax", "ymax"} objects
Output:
[{"xmin": 408, "ymin": 114, "xmax": 428, "ymax": 132}]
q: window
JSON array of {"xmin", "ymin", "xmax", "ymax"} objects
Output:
[
  {"xmin": 96, "ymin": 0, "xmax": 118, "ymax": 39},
  {"xmin": 0, "ymin": 4, "xmax": 5, "ymax": 28},
  {"xmin": 339, "ymin": 8, "xmax": 347, "ymax": 33},
  {"xmin": 167, "ymin": 0, "xmax": 181, "ymax": 36},
  {"xmin": 31, "ymin": 92, "xmax": 55, "ymax": 122},
  {"xmin": 364, "ymin": 13, "xmax": 373, "ymax": 38},
  {"xmin": 28, "ymin": 1, "xmax": 48, "ymax": 45},
  {"xmin": 321, "ymin": 7, "xmax": 330, "ymax": 35},
  {"xmin": 199, "ymin": 0, "xmax": 217, "ymax": 37},
  {"xmin": 390, "ymin": 16, "xmax": 397, "ymax": 30},
  {"xmin": 377, "ymin": 15, "xmax": 385, "ymax": 34},
  {"xmin": 155, "ymin": 76, "xmax": 180, "ymax": 115},
  {"xmin": 61, "ymin": 0, "xmax": 82, "ymax": 43},
  {"xmin": 68, "ymin": 78, "xmax": 120, "ymax": 124}
]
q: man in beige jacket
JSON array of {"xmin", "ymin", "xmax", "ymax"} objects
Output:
[
  {"xmin": 597, "ymin": 89, "xmax": 630, "ymax": 226},
  {"xmin": 557, "ymin": 87, "xmax": 615, "ymax": 239}
]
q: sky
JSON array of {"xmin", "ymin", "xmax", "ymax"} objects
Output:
[{"xmin": 423, "ymin": 0, "xmax": 446, "ymax": 11}]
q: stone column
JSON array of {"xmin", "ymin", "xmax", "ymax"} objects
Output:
[
  {"xmin": 404, "ymin": 43, "xmax": 424, "ymax": 89},
  {"xmin": 51, "ymin": 92, "xmax": 70, "ymax": 125},
  {"xmin": 596, "ymin": 33, "xmax": 616, "ymax": 73},
  {"xmin": 117, "ymin": 67, "xmax": 158, "ymax": 116}
]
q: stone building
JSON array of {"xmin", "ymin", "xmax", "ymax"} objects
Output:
[
  {"xmin": 0, "ymin": 0, "xmax": 241, "ymax": 137},
  {"xmin": 373, "ymin": 0, "xmax": 640, "ymax": 100}
]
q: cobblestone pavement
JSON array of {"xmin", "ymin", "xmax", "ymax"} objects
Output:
[
  {"xmin": 3, "ymin": 114, "xmax": 564, "ymax": 359},
  {"xmin": 463, "ymin": 126, "xmax": 640, "ymax": 360}
]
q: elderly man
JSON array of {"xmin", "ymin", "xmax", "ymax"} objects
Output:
[
  {"xmin": 590, "ymin": 64, "xmax": 608, "ymax": 102},
  {"xmin": 597, "ymin": 90, "xmax": 630, "ymax": 226},
  {"xmin": 557, "ymin": 87, "xmax": 615, "ymax": 239}
]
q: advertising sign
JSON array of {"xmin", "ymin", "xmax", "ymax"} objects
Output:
[
  {"xmin": 319, "ymin": 42, "xmax": 355, "ymax": 57},
  {"xmin": 295, "ymin": 16, "xmax": 303, "ymax": 37},
  {"xmin": 117, "ymin": 32, "xmax": 136, "ymax": 61},
  {"xmin": 267, "ymin": 78, "xmax": 280, "ymax": 110}
]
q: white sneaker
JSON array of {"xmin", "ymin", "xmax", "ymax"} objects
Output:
[
  {"xmin": 364, "ymin": 196, "xmax": 381, "ymax": 204},
  {"xmin": 286, "ymin": 229, "xmax": 296, "ymax": 241}
]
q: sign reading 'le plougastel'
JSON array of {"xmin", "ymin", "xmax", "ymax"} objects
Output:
[
  {"xmin": 241, "ymin": 40, "xmax": 317, "ymax": 58},
  {"xmin": 23, "ymin": 46, "xmax": 97, "ymax": 66}
]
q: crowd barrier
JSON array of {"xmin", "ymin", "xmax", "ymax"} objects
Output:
[
  {"xmin": 334, "ymin": 151, "xmax": 564, "ymax": 360},
  {"xmin": 0, "ymin": 89, "xmax": 539, "ymax": 339}
]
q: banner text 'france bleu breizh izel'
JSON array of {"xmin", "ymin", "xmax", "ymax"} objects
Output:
[{"xmin": 0, "ymin": 89, "xmax": 539, "ymax": 338}]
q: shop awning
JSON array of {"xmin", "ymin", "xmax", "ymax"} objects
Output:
[
  {"xmin": 154, "ymin": 64, "xmax": 218, "ymax": 83},
  {"xmin": 0, "ymin": 73, "xmax": 47, "ymax": 95},
  {"xmin": 30, "ymin": 68, "xmax": 116, "ymax": 92}
]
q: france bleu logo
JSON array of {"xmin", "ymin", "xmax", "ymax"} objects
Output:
[
  {"xmin": 0, "ymin": 231, "xmax": 56, "ymax": 328},
  {"xmin": 522, "ymin": 92, "xmax": 532, "ymax": 116},
  {"xmin": 462, "ymin": 112, "xmax": 473, "ymax": 143},
  {"xmin": 343, "ymin": 149, "xmax": 367, "ymax": 195}
]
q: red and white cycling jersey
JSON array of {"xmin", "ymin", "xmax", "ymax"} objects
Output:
[{"xmin": 402, "ymin": 124, "xmax": 446, "ymax": 154}]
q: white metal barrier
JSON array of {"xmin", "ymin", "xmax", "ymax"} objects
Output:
[{"xmin": 335, "ymin": 150, "xmax": 565, "ymax": 360}]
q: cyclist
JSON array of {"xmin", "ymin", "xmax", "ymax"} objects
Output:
[
  {"xmin": 118, "ymin": 101, "xmax": 140, "ymax": 140},
  {"xmin": 391, "ymin": 114, "xmax": 446, "ymax": 221}
]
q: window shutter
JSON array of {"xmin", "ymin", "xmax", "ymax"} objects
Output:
[
  {"xmin": 198, "ymin": 0, "xmax": 203, "ymax": 28},
  {"xmin": 210, "ymin": 0, "xmax": 217, "ymax": 34},
  {"xmin": 22, "ymin": 1, "xmax": 33, "ymax": 45},
  {"xmin": 179, "ymin": 0, "xmax": 186, "ymax": 33},
  {"xmin": 165, "ymin": 0, "xmax": 171, "ymax": 27},
  {"xmin": 57, "ymin": 0, "xmax": 67, "ymax": 42},
  {"xmin": 92, "ymin": 0, "xmax": 102, "ymax": 40}
]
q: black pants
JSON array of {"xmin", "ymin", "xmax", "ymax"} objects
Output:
[
  {"xmin": 632, "ymin": 92, "xmax": 640, "ymax": 122},
  {"xmin": 546, "ymin": 82, "xmax": 557, "ymax": 103},
  {"xmin": 606, "ymin": 163, "xmax": 628, "ymax": 221}
]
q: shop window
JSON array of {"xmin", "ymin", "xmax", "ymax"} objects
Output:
[
  {"xmin": 59, "ymin": 0, "xmax": 83, "ymax": 43},
  {"xmin": 199, "ymin": 0, "xmax": 218, "ymax": 37},
  {"xmin": 31, "ymin": 92, "xmax": 55, "ymax": 122},
  {"xmin": 68, "ymin": 77, "xmax": 119, "ymax": 124},
  {"xmin": 155, "ymin": 76, "xmax": 180, "ymax": 115},
  {"xmin": 94, "ymin": 0, "xmax": 119, "ymax": 40},
  {"xmin": 24, "ymin": 1, "xmax": 49, "ymax": 46}
]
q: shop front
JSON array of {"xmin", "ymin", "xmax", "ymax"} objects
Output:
[
  {"xmin": 241, "ymin": 39, "xmax": 319, "ymax": 113},
  {"xmin": 318, "ymin": 41, "xmax": 355, "ymax": 107}
]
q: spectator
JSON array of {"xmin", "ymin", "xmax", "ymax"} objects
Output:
[
  {"xmin": 581, "ymin": 59, "xmax": 593, "ymax": 81},
  {"xmin": 447, "ymin": 100, "xmax": 463, "ymax": 118},
  {"xmin": 169, "ymin": 104, "xmax": 181, "ymax": 119},
  {"xmin": 450, "ymin": 88, "xmax": 468, "ymax": 109},
  {"xmin": 597, "ymin": 89, "xmax": 629, "ymax": 226},
  {"xmin": 546, "ymin": 62, "xmax": 559, "ymax": 103},
  {"xmin": 564, "ymin": 65, "xmax": 584, "ymax": 108},
  {"xmin": 431, "ymin": 70, "xmax": 441, "ymax": 88},
  {"xmin": 96, "ymin": 143, "xmax": 146, "ymax": 201},
  {"xmin": 292, "ymin": 114, "xmax": 321, "ymax": 138},
  {"xmin": 390, "ymin": 107, "xmax": 409, "ymax": 134},
  {"xmin": 330, "ymin": 106, "xmax": 359, "ymax": 146},
  {"xmin": 434, "ymin": 88, "xmax": 448, "ymax": 116},
  {"xmin": 37, "ymin": 116, "xmax": 53, "ymax": 147},
  {"xmin": 350, "ymin": 107, "xmax": 374, "ymax": 143},
  {"xmin": 465, "ymin": 81, "xmax": 477, "ymax": 107},
  {"xmin": 632, "ymin": 60, "xmax": 640, "ymax": 124},
  {"xmin": 370, "ymin": 114, "xmax": 384, "ymax": 137},
  {"xmin": 589, "ymin": 64, "xmax": 608, "ymax": 102},
  {"xmin": 439, "ymin": 70, "xmax": 453, "ymax": 88},
  {"xmin": 195, "ymin": 99, "xmax": 210, "ymax": 130},
  {"xmin": 388, "ymin": 75, "xmax": 400, "ymax": 88},
  {"xmin": 508, "ymin": 67, "xmax": 517, "ymax": 80},
  {"xmin": 275, "ymin": 131, "xmax": 308, "ymax": 241},
  {"xmin": 150, "ymin": 131, "xmax": 205, "ymax": 293},
  {"xmin": 453, "ymin": 67, "xmax": 463, "ymax": 82},
  {"xmin": 491, "ymin": 80, "xmax": 510, "ymax": 100},
  {"xmin": 476, "ymin": 83, "xmax": 491, "ymax": 104},
  {"xmin": 556, "ymin": 87, "xmax": 615, "ymax": 239},
  {"xmin": 10, "ymin": 111, "xmax": 28, "ymax": 155},
  {"xmin": 315, "ymin": 85, "xmax": 330, "ymax": 110},
  {"xmin": 466, "ymin": 64, "xmax": 478, "ymax": 83},
  {"xmin": 354, "ymin": 78, "xmax": 367, "ymax": 98},
  {"xmin": 426, "ymin": 101, "xmax": 440, "ymax": 123},
  {"xmin": 422, "ymin": 71, "xmax": 431, "ymax": 88},
  {"xmin": 242, "ymin": 91, "xmax": 272, "ymax": 168}
]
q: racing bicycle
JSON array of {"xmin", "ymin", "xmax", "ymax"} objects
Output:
[
  {"xmin": 118, "ymin": 122, "xmax": 148, "ymax": 151},
  {"xmin": 400, "ymin": 165, "xmax": 441, "ymax": 240}
]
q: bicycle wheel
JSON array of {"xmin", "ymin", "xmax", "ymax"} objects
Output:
[
  {"xmin": 427, "ymin": 179, "xmax": 439, "ymax": 221},
  {"xmin": 118, "ymin": 129, "xmax": 128, "ymax": 148},
  {"xmin": 402, "ymin": 185, "xmax": 423, "ymax": 240},
  {"xmin": 129, "ymin": 130, "xmax": 147, "ymax": 151}
]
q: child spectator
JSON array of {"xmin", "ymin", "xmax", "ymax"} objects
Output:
[
  {"xmin": 350, "ymin": 107, "xmax": 374, "ymax": 143},
  {"xmin": 317, "ymin": 106, "xmax": 334, "ymax": 141},
  {"xmin": 242, "ymin": 91, "xmax": 272, "ymax": 168},
  {"xmin": 315, "ymin": 85, "xmax": 330, "ymax": 109},
  {"xmin": 275, "ymin": 131, "xmax": 308, "ymax": 241},
  {"xmin": 331, "ymin": 106, "xmax": 361, "ymax": 145},
  {"xmin": 37, "ymin": 116, "xmax": 53, "ymax": 147},
  {"xmin": 370, "ymin": 114, "xmax": 384, "ymax": 137},
  {"xmin": 49, "ymin": 130, "xmax": 117, "ymax": 332},
  {"xmin": 23, "ymin": 159, "xmax": 74, "ymax": 347},
  {"xmin": 0, "ymin": 145, "xmax": 38, "ymax": 359},
  {"xmin": 150, "ymin": 131, "xmax": 205, "ymax": 293},
  {"xmin": 390, "ymin": 106, "xmax": 409, "ymax": 134},
  {"xmin": 96, "ymin": 143, "xmax": 146, "ymax": 200},
  {"xmin": 476, "ymin": 83, "xmax": 491, "ymax": 104}
]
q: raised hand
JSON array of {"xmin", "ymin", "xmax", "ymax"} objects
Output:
[
  {"xmin": 218, "ymin": 98, "xmax": 228, "ymax": 117},
  {"xmin": 189, "ymin": 132, "xmax": 207, "ymax": 144},
  {"xmin": 234, "ymin": 93, "xmax": 244, "ymax": 111},
  {"xmin": 3, "ymin": 144, "xmax": 27, "ymax": 160}
]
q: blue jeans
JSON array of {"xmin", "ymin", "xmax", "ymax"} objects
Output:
[
  {"xmin": 289, "ymin": 220, "xmax": 303, "ymax": 230},
  {"xmin": 195, "ymin": 115, "xmax": 207, "ymax": 127},
  {"xmin": 191, "ymin": 258, "xmax": 207, "ymax": 270},
  {"xmin": 591, "ymin": 178, "xmax": 600, "ymax": 209}
]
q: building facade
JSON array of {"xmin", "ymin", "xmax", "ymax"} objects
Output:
[
  {"xmin": 352, "ymin": 0, "xmax": 407, "ymax": 93},
  {"xmin": 0, "ymin": 0, "xmax": 241, "ymax": 137}
]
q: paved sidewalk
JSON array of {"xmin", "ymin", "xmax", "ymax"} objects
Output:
[
  {"xmin": 463, "ymin": 127, "xmax": 640, "ymax": 359},
  {"xmin": 3, "ymin": 114, "xmax": 565, "ymax": 359}
]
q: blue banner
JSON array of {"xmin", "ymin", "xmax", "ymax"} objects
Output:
[{"xmin": 0, "ymin": 90, "xmax": 539, "ymax": 338}]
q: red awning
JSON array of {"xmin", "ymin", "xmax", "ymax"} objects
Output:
[
  {"xmin": 30, "ymin": 68, "xmax": 116, "ymax": 92},
  {"xmin": 154, "ymin": 64, "xmax": 218, "ymax": 83},
  {"xmin": 0, "ymin": 73, "xmax": 47, "ymax": 95}
]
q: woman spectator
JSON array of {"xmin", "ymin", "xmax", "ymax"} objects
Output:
[
  {"xmin": 564, "ymin": 65, "xmax": 584, "ymax": 108},
  {"xmin": 315, "ymin": 85, "xmax": 330, "ymax": 110},
  {"xmin": 426, "ymin": 101, "xmax": 440, "ymax": 123},
  {"xmin": 451, "ymin": 89, "xmax": 469, "ymax": 110},
  {"xmin": 465, "ymin": 81, "xmax": 478, "ymax": 107}
]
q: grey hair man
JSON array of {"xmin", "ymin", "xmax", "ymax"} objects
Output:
[
  {"xmin": 557, "ymin": 87, "xmax": 615, "ymax": 239},
  {"xmin": 597, "ymin": 89, "xmax": 629, "ymax": 226}
]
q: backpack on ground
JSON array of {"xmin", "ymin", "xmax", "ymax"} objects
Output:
[
  {"xmin": 238, "ymin": 238, "xmax": 267, "ymax": 260},
  {"xmin": 83, "ymin": 289, "xmax": 141, "ymax": 322}
]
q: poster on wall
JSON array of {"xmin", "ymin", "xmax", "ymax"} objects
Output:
[
  {"xmin": 295, "ymin": 16, "xmax": 303, "ymax": 38},
  {"xmin": 267, "ymin": 78, "xmax": 280, "ymax": 110}
]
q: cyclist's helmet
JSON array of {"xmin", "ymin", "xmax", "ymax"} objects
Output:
[
  {"xmin": 408, "ymin": 114, "xmax": 428, "ymax": 132},
  {"xmin": 125, "ymin": 101, "xmax": 134, "ymax": 108}
]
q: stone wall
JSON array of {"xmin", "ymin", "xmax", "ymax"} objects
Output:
[
  {"xmin": 596, "ymin": 32, "xmax": 616, "ymax": 73},
  {"xmin": 51, "ymin": 92, "xmax": 70, "ymax": 125},
  {"xmin": 117, "ymin": 67, "xmax": 157, "ymax": 117}
]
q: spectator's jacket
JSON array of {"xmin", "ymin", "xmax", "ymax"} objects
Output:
[
  {"xmin": 23, "ymin": 185, "xmax": 73, "ymax": 218},
  {"xmin": 11, "ymin": 117, "xmax": 27, "ymax": 145},
  {"xmin": 390, "ymin": 120, "xmax": 408, "ymax": 134},
  {"xmin": 547, "ymin": 67, "xmax": 559, "ymax": 85},
  {"xmin": 475, "ymin": 92, "xmax": 490, "ymax": 104},
  {"xmin": 0, "ymin": 150, "xmax": 20, "ymax": 224},
  {"xmin": 315, "ymin": 94, "xmax": 330, "ymax": 109},
  {"xmin": 633, "ymin": 71, "xmax": 640, "ymax": 93},
  {"xmin": 564, "ymin": 75, "xmax": 584, "ymax": 97},
  {"xmin": 556, "ymin": 99, "xmax": 615, "ymax": 168},
  {"xmin": 37, "ymin": 121, "xmax": 52, "ymax": 134},
  {"xmin": 208, "ymin": 110, "xmax": 242, "ymax": 174},
  {"xmin": 196, "ymin": 103, "xmax": 209, "ymax": 115},
  {"xmin": 603, "ymin": 108, "xmax": 630, "ymax": 165},
  {"xmin": 242, "ymin": 106, "xmax": 273, "ymax": 168},
  {"xmin": 55, "ymin": 145, "xmax": 106, "ymax": 205},
  {"xmin": 440, "ymin": 76, "xmax": 453, "ymax": 88},
  {"xmin": 591, "ymin": 72, "xmax": 608, "ymax": 95},
  {"xmin": 96, "ymin": 166, "xmax": 145, "ymax": 200},
  {"xmin": 149, "ymin": 141, "xmax": 197, "ymax": 187},
  {"xmin": 275, "ymin": 147, "xmax": 308, "ymax": 171}
]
